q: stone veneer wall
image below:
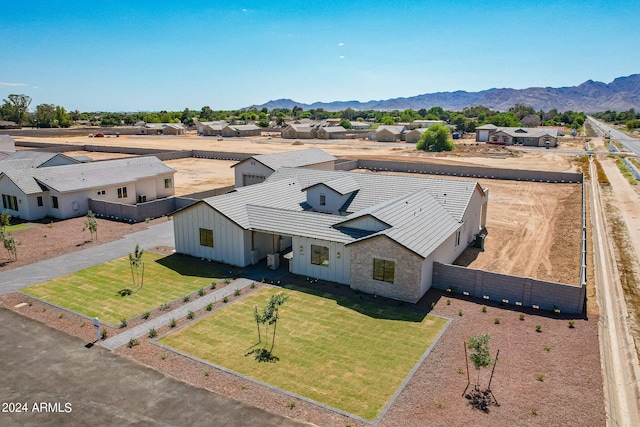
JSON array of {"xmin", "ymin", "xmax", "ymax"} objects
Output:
[{"xmin": 349, "ymin": 235, "xmax": 423, "ymax": 303}]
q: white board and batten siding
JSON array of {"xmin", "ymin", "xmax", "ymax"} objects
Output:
[
  {"xmin": 290, "ymin": 236, "xmax": 350, "ymax": 285},
  {"xmin": 173, "ymin": 203, "xmax": 249, "ymax": 266}
]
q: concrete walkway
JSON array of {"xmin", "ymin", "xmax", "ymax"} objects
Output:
[
  {"xmin": 0, "ymin": 220, "xmax": 174, "ymax": 294},
  {"xmin": 100, "ymin": 278, "xmax": 256, "ymax": 350}
]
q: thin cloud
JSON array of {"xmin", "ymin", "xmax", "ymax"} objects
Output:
[
  {"xmin": 338, "ymin": 42, "xmax": 345, "ymax": 47},
  {"xmin": 0, "ymin": 82, "xmax": 27, "ymax": 87},
  {"xmin": 339, "ymin": 55, "xmax": 345, "ymax": 59}
]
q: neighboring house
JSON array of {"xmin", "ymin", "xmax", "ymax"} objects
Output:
[
  {"xmin": 486, "ymin": 127, "xmax": 559, "ymax": 147},
  {"xmin": 221, "ymin": 124, "xmax": 262, "ymax": 137},
  {"xmin": 173, "ymin": 167, "xmax": 488, "ymax": 303},
  {"xmin": 413, "ymin": 120, "xmax": 445, "ymax": 128},
  {"xmin": 0, "ymin": 121, "xmax": 20, "ymax": 129},
  {"xmin": 0, "ymin": 153, "xmax": 175, "ymax": 220},
  {"xmin": 317, "ymin": 126, "xmax": 347, "ymax": 140},
  {"xmin": 231, "ymin": 148, "xmax": 336, "ymax": 188},
  {"xmin": 350, "ymin": 121, "xmax": 371, "ymax": 130},
  {"xmin": 281, "ymin": 124, "xmax": 318, "ymax": 139},
  {"xmin": 375, "ymin": 125, "xmax": 406, "ymax": 142},
  {"xmin": 200, "ymin": 122, "xmax": 228, "ymax": 136},
  {"xmin": 475, "ymin": 124, "xmax": 499, "ymax": 142},
  {"xmin": 0, "ymin": 135, "xmax": 16, "ymax": 160},
  {"xmin": 138, "ymin": 123, "xmax": 186, "ymax": 135},
  {"xmin": 403, "ymin": 128, "xmax": 429, "ymax": 144}
]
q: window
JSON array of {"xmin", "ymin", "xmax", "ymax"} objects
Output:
[
  {"xmin": 199, "ymin": 228, "xmax": 214, "ymax": 247},
  {"xmin": 164, "ymin": 178, "xmax": 173, "ymax": 189},
  {"xmin": 2, "ymin": 194, "xmax": 18, "ymax": 211},
  {"xmin": 373, "ymin": 258, "xmax": 395, "ymax": 283},
  {"xmin": 37, "ymin": 196, "xmax": 43, "ymax": 207},
  {"xmin": 52, "ymin": 196, "xmax": 59, "ymax": 209},
  {"xmin": 319, "ymin": 194, "xmax": 326, "ymax": 206},
  {"xmin": 311, "ymin": 245, "xmax": 329, "ymax": 266},
  {"xmin": 455, "ymin": 230, "xmax": 461, "ymax": 247},
  {"xmin": 96, "ymin": 190, "xmax": 106, "ymax": 196},
  {"xmin": 117, "ymin": 187, "xmax": 127, "ymax": 199}
]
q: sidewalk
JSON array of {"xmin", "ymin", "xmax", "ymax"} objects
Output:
[
  {"xmin": 100, "ymin": 278, "xmax": 255, "ymax": 350},
  {"xmin": 0, "ymin": 220, "xmax": 174, "ymax": 295}
]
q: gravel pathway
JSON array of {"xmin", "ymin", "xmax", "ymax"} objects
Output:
[{"xmin": 100, "ymin": 278, "xmax": 254, "ymax": 350}]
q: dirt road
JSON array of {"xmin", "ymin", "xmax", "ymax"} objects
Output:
[{"xmin": 590, "ymin": 158, "xmax": 640, "ymax": 426}]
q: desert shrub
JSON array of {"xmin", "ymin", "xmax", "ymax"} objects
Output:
[
  {"xmin": 535, "ymin": 324, "xmax": 542, "ymax": 332},
  {"xmin": 250, "ymin": 282, "xmax": 256, "ymax": 289},
  {"xmin": 183, "ymin": 295, "xmax": 190, "ymax": 303},
  {"xmin": 206, "ymin": 303, "xmax": 213, "ymax": 311},
  {"xmin": 187, "ymin": 310, "xmax": 195, "ymax": 319},
  {"xmin": 224, "ymin": 278, "xmax": 231, "ymax": 284},
  {"xmin": 482, "ymin": 306, "xmax": 487, "ymax": 313},
  {"xmin": 519, "ymin": 313, "xmax": 525, "ymax": 321},
  {"xmin": 149, "ymin": 327, "xmax": 158, "ymax": 338},
  {"xmin": 535, "ymin": 374, "xmax": 544, "ymax": 382},
  {"xmin": 170, "ymin": 318, "xmax": 177, "ymax": 328},
  {"xmin": 223, "ymin": 296, "xmax": 229, "ymax": 303},
  {"xmin": 568, "ymin": 320, "xmax": 575, "ymax": 328},
  {"xmin": 127, "ymin": 338, "xmax": 139, "ymax": 348},
  {"xmin": 198, "ymin": 288, "xmax": 205, "ymax": 297},
  {"xmin": 119, "ymin": 318, "xmax": 127, "ymax": 328},
  {"xmin": 458, "ymin": 309, "xmax": 463, "ymax": 316},
  {"xmin": 101, "ymin": 329, "xmax": 108, "ymax": 340},
  {"xmin": 494, "ymin": 318, "xmax": 500, "ymax": 324},
  {"xmin": 210, "ymin": 282, "xmax": 217, "ymax": 290},
  {"xmin": 234, "ymin": 288, "xmax": 241, "ymax": 296},
  {"xmin": 117, "ymin": 288, "xmax": 133, "ymax": 297},
  {"xmin": 287, "ymin": 401, "xmax": 296, "ymax": 409},
  {"xmin": 141, "ymin": 311, "xmax": 151, "ymax": 320}
]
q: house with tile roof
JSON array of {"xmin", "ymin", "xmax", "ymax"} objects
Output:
[
  {"xmin": 476, "ymin": 125, "xmax": 558, "ymax": 147},
  {"xmin": 231, "ymin": 148, "xmax": 336, "ymax": 187},
  {"xmin": 173, "ymin": 167, "xmax": 488, "ymax": 303},
  {"xmin": 0, "ymin": 153, "xmax": 175, "ymax": 220}
]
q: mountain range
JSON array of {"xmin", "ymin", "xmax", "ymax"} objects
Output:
[{"xmin": 252, "ymin": 74, "xmax": 640, "ymax": 113}]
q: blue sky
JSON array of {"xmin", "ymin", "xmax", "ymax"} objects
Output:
[{"xmin": 1, "ymin": 0, "xmax": 637, "ymax": 112}]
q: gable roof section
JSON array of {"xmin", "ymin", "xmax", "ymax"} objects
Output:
[
  {"xmin": 302, "ymin": 176, "xmax": 359, "ymax": 196},
  {"xmin": 376, "ymin": 125, "xmax": 405, "ymax": 135},
  {"xmin": 266, "ymin": 167, "xmax": 480, "ymax": 221},
  {"xmin": 232, "ymin": 148, "xmax": 337, "ymax": 171},
  {"xmin": 491, "ymin": 127, "xmax": 559, "ymax": 138},
  {"xmin": 9, "ymin": 156, "xmax": 175, "ymax": 194},
  {"xmin": 0, "ymin": 151, "xmax": 81, "ymax": 169}
]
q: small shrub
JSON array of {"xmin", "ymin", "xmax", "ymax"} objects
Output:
[
  {"xmin": 210, "ymin": 282, "xmax": 217, "ymax": 290},
  {"xmin": 161, "ymin": 353, "xmax": 166, "ymax": 360},
  {"xmin": 141, "ymin": 311, "xmax": 150, "ymax": 320},
  {"xmin": 80, "ymin": 322, "xmax": 85, "ymax": 328},
  {"xmin": 234, "ymin": 288, "xmax": 241, "ymax": 296},
  {"xmin": 187, "ymin": 310, "xmax": 195, "ymax": 319},
  {"xmin": 204, "ymin": 371, "xmax": 210, "ymax": 377},
  {"xmin": 535, "ymin": 324, "xmax": 542, "ymax": 332},
  {"xmin": 149, "ymin": 327, "xmax": 158, "ymax": 338},
  {"xmin": 27, "ymin": 300, "xmax": 33, "ymax": 307},
  {"xmin": 183, "ymin": 295, "xmax": 190, "ymax": 303},
  {"xmin": 241, "ymin": 384, "xmax": 248, "ymax": 390},
  {"xmin": 544, "ymin": 346, "xmax": 551, "ymax": 352},
  {"xmin": 206, "ymin": 303, "xmax": 213, "ymax": 311},
  {"xmin": 119, "ymin": 318, "xmax": 127, "ymax": 328},
  {"xmin": 446, "ymin": 299, "xmax": 451, "ymax": 305},
  {"xmin": 198, "ymin": 288, "xmax": 205, "ymax": 297},
  {"xmin": 170, "ymin": 318, "xmax": 177, "ymax": 328},
  {"xmin": 160, "ymin": 303, "xmax": 171, "ymax": 311},
  {"xmin": 223, "ymin": 296, "xmax": 229, "ymax": 303},
  {"xmin": 224, "ymin": 278, "xmax": 231, "ymax": 284},
  {"xmin": 430, "ymin": 302, "xmax": 436, "ymax": 309},
  {"xmin": 250, "ymin": 282, "xmax": 256, "ymax": 289},
  {"xmin": 287, "ymin": 401, "xmax": 296, "ymax": 409},
  {"xmin": 48, "ymin": 221, "xmax": 54, "ymax": 228},
  {"xmin": 436, "ymin": 402, "xmax": 446, "ymax": 409},
  {"xmin": 58, "ymin": 313, "xmax": 64, "ymax": 319},
  {"xmin": 456, "ymin": 367, "xmax": 464, "ymax": 375},
  {"xmin": 494, "ymin": 317, "xmax": 500, "ymax": 324},
  {"xmin": 42, "ymin": 308, "xmax": 46, "ymax": 312},
  {"xmin": 127, "ymin": 338, "xmax": 139, "ymax": 348},
  {"xmin": 458, "ymin": 309, "xmax": 463, "ymax": 316},
  {"xmin": 117, "ymin": 288, "xmax": 133, "ymax": 297},
  {"xmin": 100, "ymin": 329, "xmax": 108, "ymax": 340},
  {"xmin": 482, "ymin": 306, "xmax": 487, "ymax": 313},
  {"xmin": 568, "ymin": 320, "xmax": 575, "ymax": 328},
  {"xmin": 145, "ymin": 217, "xmax": 151, "ymax": 223},
  {"xmin": 531, "ymin": 409, "xmax": 538, "ymax": 416},
  {"xmin": 535, "ymin": 374, "xmax": 544, "ymax": 382},
  {"xmin": 519, "ymin": 313, "xmax": 525, "ymax": 321}
]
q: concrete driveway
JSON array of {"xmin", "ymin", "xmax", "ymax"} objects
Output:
[{"xmin": 0, "ymin": 308, "xmax": 307, "ymax": 427}]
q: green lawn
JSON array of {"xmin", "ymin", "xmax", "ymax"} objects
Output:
[
  {"xmin": 159, "ymin": 286, "xmax": 447, "ymax": 420},
  {"xmin": 23, "ymin": 253, "xmax": 221, "ymax": 324},
  {"xmin": 4, "ymin": 223, "xmax": 31, "ymax": 232}
]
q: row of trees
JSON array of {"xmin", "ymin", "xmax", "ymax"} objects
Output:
[
  {"xmin": 592, "ymin": 109, "xmax": 640, "ymax": 130},
  {"xmin": 2, "ymin": 93, "xmax": 587, "ymax": 131}
]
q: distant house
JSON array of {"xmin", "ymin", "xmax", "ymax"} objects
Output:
[
  {"xmin": 139, "ymin": 123, "xmax": 186, "ymax": 135},
  {"xmin": 172, "ymin": 167, "xmax": 488, "ymax": 303},
  {"xmin": 375, "ymin": 125, "xmax": 406, "ymax": 142},
  {"xmin": 0, "ymin": 135, "xmax": 16, "ymax": 160},
  {"xmin": 281, "ymin": 124, "xmax": 318, "ymax": 139},
  {"xmin": 483, "ymin": 127, "xmax": 559, "ymax": 147},
  {"xmin": 221, "ymin": 124, "xmax": 262, "ymax": 137},
  {"xmin": 317, "ymin": 126, "xmax": 347, "ymax": 140},
  {"xmin": 0, "ymin": 153, "xmax": 175, "ymax": 220},
  {"xmin": 231, "ymin": 148, "xmax": 336, "ymax": 188},
  {"xmin": 350, "ymin": 121, "xmax": 371, "ymax": 130},
  {"xmin": 413, "ymin": 120, "xmax": 445, "ymax": 128},
  {"xmin": 403, "ymin": 128, "xmax": 429, "ymax": 144},
  {"xmin": 0, "ymin": 121, "xmax": 20, "ymax": 129},
  {"xmin": 475, "ymin": 124, "xmax": 499, "ymax": 142}
]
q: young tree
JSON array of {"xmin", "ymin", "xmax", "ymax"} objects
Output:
[
  {"xmin": 84, "ymin": 210, "xmax": 98, "ymax": 240},
  {"xmin": 251, "ymin": 291, "xmax": 289, "ymax": 355},
  {"xmin": 0, "ymin": 211, "xmax": 10, "ymax": 233},
  {"xmin": 129, "ymin": 244, "xmax": 145, "ymax": 293},
  {"xmin": 468, "ymin": 333, "xmax": 492, "ymax": 385},
  {"xmin": 3, "ymin": 234, "xmax": 18, "ymax": 260},
  {"xmin": 416, "ymin": 124, "xmax": 454, "ymax": 152}
]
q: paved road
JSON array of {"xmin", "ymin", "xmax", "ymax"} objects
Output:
[
  {"xmin": 0, "ymin": 221, "xmax": 174, "ymax": 295},
  {"xmin": 0, "ymin": 308, "xmax": 306, "ymax": 427},
  {"xmin": 588, "ymin": 117, "xmax": 640, "ymax": 156},
  {"xmin": 589, "ymin": 158, "xmax": 640, "ymax": 426}
]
